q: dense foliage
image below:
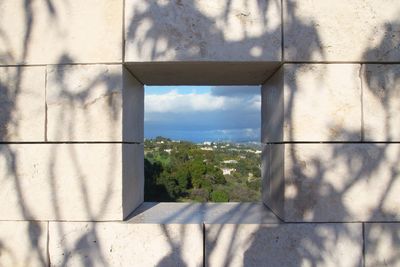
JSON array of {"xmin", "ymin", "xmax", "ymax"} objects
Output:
[{"xmin": 144, "ymin": 137, "xmax": 261, "ymax": 202}]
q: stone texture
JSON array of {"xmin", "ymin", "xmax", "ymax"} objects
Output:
[
  {"xmin": 284, "ymin": 0, "xmax": 400, "ymax": 62},
  {"xmin": 206, "ymin": 223, "xmax": 362, "ymax": 267},
  {"xmin": 126, "ymin": 62, "xmax": 280, "ymax": 85},
  {"xmin": 46, "ymin": 65, "xmax": 143, "ymax": 142},
  {"xmin": 0, "ymin": 0, "xmax": 122, "ymax": 65},
  {"xmin": 363, "ymin": 64, "xmax": 400, "ymax": 141},
  {"xmin": 262, "ymin": 64, "xmax": 362, "ymax": 142},
  {"xmin": 0, "ymin": 143, "xmax": 143, "ymax": 221},
  {"xmin": 0, "ymin": 221, "xmax": 48, "ymax": 267},
  {"xmin": 262, "ymin": 143, "xmax": 400, "ymax": 222},
  {"xmin": 125, "ymin": 0, "xmax": 281, "ymax": 62},
  {"xmin": 49, "ymin": 222, "xmax": 203, "ymax": 267},
  {"xmin": 365, "ymin": 223, "xmax": 400, "ymax": 267},
  {"xmin": 261, "ymin": 144, "xmax": 284, "ymax": 219},
  {"xmin": 127, "ymin": 202, "xmax": 280, "ymax": 224},
  {"xmin": 0, "ymin": 66, "xmax": 45, "ymax": 141}
]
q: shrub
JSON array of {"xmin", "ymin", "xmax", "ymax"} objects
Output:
[{"xmin": 210, "ymin": 190, "xmax": 229, "ymax": 202}]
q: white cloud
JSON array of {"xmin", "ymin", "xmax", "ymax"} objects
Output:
[
  {"xmin": 145, "ymin": 90, "xmax": 260, "ymax": 113},
  {"xmin": 145, "ymin": 87, "xmax": 261, "ymax": 141}
]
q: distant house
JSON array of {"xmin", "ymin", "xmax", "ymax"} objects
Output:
[
  {"xmin": 203, "ymin": 141, "xmax": 212, "ymax": 146},
  {"xmin": 222, "ymin": 168, "xmax": 236, "ymax": 175},
  {"xmin": 201, "ymin": 147, "xmax": 213, "ymax": 151},
  {"xmin": 223, "ymin": 160, "xmax": 238, "ymax": 164},
  {"xmin": 244, "ymin": 149, "xmax": 262, "ymax": 154}
]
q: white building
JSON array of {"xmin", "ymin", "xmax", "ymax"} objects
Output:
[
  {"xmin": 223, "ymin": 159, "xmax": 238, "ymax": 164},
  {"xmin": 222, "ymin": 168, "xmax": 236, "ymax": 175}
]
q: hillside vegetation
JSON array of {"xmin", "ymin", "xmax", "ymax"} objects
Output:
[{"xmin": 145, "ymin": 137, "xmax": 261, "ymax": 202}]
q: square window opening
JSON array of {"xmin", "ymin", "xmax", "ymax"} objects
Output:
[{"xmin": 144, "ymin": 85, "xmax": 262, "ymax": 203}]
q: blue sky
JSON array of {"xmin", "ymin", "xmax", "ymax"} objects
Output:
[{"xmin": 145, "ymin": 85, "xmax": 261, "ymax": 143}]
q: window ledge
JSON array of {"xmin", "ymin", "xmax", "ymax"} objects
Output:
[{"xmin": 126, "ymin": 202, "xmax": 281, "ymax": 224}]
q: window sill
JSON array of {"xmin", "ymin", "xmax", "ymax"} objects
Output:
[{"xmin": 126, "ymin": 202, "xmax": 281, "ymax": 224}]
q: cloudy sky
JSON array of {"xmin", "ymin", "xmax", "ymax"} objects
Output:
[{"xmin": 145, "ymin": 85, "xmax": 261, "ymax": 143}]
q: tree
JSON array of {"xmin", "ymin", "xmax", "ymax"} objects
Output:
[{"xmin": 211, "ymin": 190, "xmax": 229, "ymax": 202}]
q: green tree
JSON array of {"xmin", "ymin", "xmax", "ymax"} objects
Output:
[
  {"xmin": 189, "ymin": 159, "xmax": 207, "ymax": 188},
  {"xmin": 211, "ymin": 190, "xmax": 229, "ymax": 202}
]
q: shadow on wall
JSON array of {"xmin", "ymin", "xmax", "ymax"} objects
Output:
[
  {"xmin": 257, "ymin": 6, "xmax": 400, "ymax": 267},
  {"xmin": 360, "ymin": 19, "xmax": 400, "ymax": 267},
  {"xmin": 0, "ymin": 0, "xmax": 400, "ymax": 266},
  {"xmin": 125, "ymin": 0, "xmax": 282, "ymax": 61},
  {"xmin": 0, "ymin": 0, "xmax": 120, "ymax": 266}
]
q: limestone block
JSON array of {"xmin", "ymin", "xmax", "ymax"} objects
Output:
[
  {"xmin": 284, "ymin": 0, "xmax": 400, "ymax": 61},
  {"xmin": 262, "ymin": 64, "xmax": 362, "ymax": 142},
  {"xmin": 261, "ymin": 144, "xmax": 284, "ymax": 218},
  {"xmin": 206, "ymin": 223, "xmax": 362, "ymax": 267},
  {"xmin": 363, "ymin": 64, "xmax": 400, "ymax": 141},
  {"xmin": 262, "ymin": 143, "xmax": 400, "ymax": 222},
  {"xmin": 46, "ymin": 65, "xmax": 143, "ymax": 142},
  {"xmin": 0, "ymin": 66, "xmax": 45, "ymax": 141},
  {"xmin": 365, "ymin": 223, "xmax": 400, "ymax": 267},
  {"xmin": 49, "ymin": 222, "xmax": 203, "ymax": 267},
  {"xmin": 0, "ymin": 0, "xmax": 122, "ymax": 65},
  {"xmin": 0, "ymin": 143, "xmax": 143, "ymax": 221},
  {"xmin": 125, "ymin": 0, "xmax": 281, "ymax": 62},
  {"xmin": 126, "ymin": 62, "xmax": 280, "ymax": 85},
  {"xmin": 0, "ymin": 221, "xmax": 48, "ymax": 267},
  {"xmin": 128, "ymin": 202, "xmax": 280, "ymax": 224}
]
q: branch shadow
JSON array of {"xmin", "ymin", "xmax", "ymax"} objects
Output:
[
  {"xmin": 0, "ymin": 1, "xmax": 121, "ymax": 266},
  {"xmin": 0, "ymin": 0, "xmax": 399, "ymax": 266}
]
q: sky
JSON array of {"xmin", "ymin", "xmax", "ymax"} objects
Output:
[{"xmin": 145, "ymin": 85, "xmax": 261, "ymax": 143}]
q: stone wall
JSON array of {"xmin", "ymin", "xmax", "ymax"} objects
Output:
[
  {"xmin": 261, "ymin": 1, "xmax": 400, "ymax": 266},
  {"xmin": 0, "ymin": 0, "xmax": 399, "ymax": 266}
]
